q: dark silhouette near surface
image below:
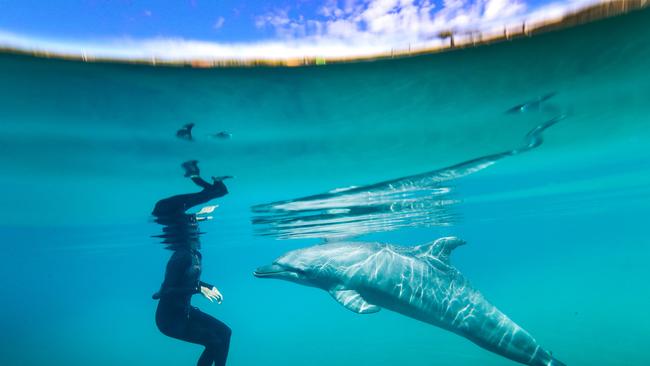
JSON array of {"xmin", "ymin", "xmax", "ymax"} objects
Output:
[
  {"xmin": 506, "ymin": 92, "xmax": 556, "ymax": 114},
  {"xmin": 210, "ymin": 131, "xmax": 232, "ymax": 139},
  {"xmin": 176, "ymin": 123, "xmax": 195, "ymax": 141}
]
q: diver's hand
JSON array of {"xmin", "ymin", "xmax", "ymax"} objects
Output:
[
  {"xmin": 200, "ymin": 286, "xmax": 223, "ymax": 304},
  {"xmin": 211, "ymin": 287, "xmax": 224, "ymax": 304}
]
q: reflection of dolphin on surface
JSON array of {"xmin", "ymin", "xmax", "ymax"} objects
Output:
[
  {"xmin": 252, "ymin": 115, "xmax": 566, "ymax": 240},
  {"xmin": 506, "ymin": 92, "xmax": 556, "ymax": 114},
  {"xmin": 254, "ymin": 237, "xmax": 566, "ymax": 366},
  {"xmin": 210, "ymin": 131, "xmax": 232, "ymax": 139}
]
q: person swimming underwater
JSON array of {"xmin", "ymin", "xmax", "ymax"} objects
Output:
[{"xmin": 152, "ymin": 160, "xmax": 232, "ymax": 366}]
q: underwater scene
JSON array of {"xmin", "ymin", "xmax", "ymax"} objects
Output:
[{"xmin": 1, "ymin": 7, "xmax": 650, "ymax": 366}]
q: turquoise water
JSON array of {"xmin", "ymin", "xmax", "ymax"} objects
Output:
[{"xmin": 1, "ymin": 8, "xmax": 650, "ymax": 366}]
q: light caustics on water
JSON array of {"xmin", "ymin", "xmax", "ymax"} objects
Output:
[{"xmin": 252, "ymin": 109, "xmax": 566, "ymax": 240}]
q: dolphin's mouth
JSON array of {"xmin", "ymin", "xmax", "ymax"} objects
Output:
[{"xmin": 253, "ymin": 264, "xmax": 286, "ymax": 278}]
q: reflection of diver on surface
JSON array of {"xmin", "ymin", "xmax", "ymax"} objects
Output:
[
  {"xmin": 176, "ymin": 123, "xmax": 195, "ymax": 141},
  {"xmin": 152, "ymin": 160, "xmax": 232, "ymax": 366}
]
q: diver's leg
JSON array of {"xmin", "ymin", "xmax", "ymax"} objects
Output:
[
  {"xmin": 197, "ymin": 348, "xmax": 212, "ymax": 366},
  {"xmin": 208, "ymin": 178, "xmax": 229, "ymax": 197},
  {"xmin": 152, "ymin": 195, "xmax": 190, "ymax": 217},
  {"xmin": 155, "ymin": 188, "xmax": 214, "ymax": 214},
  {"xmin": 180, "ymin": 191, "xmax": 215, "ymax": 212},
  {"xmin": 191, "ymin": 176, "xmax": 213, "ymax": 189},
  {"xmin": 181, "ymin": 160, "xmax": 214, "ymax": 189},
  {"xmin": 155, "ymin": 304, "xmax": 193, "ymax": 342},
  {"xmin": 212, "ymin": 322, "xmax": 231, "ymax": 366},
  {"xmin": 188, "ymin": 307, "xmax": 232, "ymax": 366},
  {"xmin": 156, "ymin": 306, "xmax": 225, "ymax": 365}
]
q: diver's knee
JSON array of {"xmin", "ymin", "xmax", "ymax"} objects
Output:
[
  {"xmin": 223, "ymin": 325, "xmax": 232, "ymax": 339},
  {"xmin": 213, "ymin": 323, "xmax": 231, "ymax": 341}
]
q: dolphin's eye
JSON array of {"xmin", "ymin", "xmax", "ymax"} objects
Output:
[{"xmin": 289, "ymin": 267, "xmax": 307, "ymax": 276}]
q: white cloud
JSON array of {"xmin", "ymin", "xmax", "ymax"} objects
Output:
[
  {"xmin": 255, "ymin": 0, "xmax": 532, "ymax": 45},
  {"xmin": 213, "ymin": 16, "xmax": 225, "ymax": 30},
  {"xmin": 327, "ymin": 19, "xmax": 359, "ymax": 37},
  {"xmin": 0, "ymin": 0, "xmax": 607, "ymax": 61},
  {"xmin": 484, "ymin": 0, "xmax": 524, "ymax": 20},
  {"xmin": 255, "ymin": 9, "xmax": 291, "ymax": 29}
]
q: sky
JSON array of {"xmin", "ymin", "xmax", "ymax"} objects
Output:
[{"xmin": 0, "ymin": 0, "xmax": 603, "ymax": 60}]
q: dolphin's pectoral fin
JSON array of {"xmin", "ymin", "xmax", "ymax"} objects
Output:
[
  {"xmin": 329, "ymin": 287, "xmax": 380, "ymax": 314},
  {"xmin": 415, "ymin": 236, "xmax": 466, "ymax": 264}
]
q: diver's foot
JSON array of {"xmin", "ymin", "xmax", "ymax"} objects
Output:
[{"xmin": 182, "ymin": 160, "xmax": 200, "ymax": 177}]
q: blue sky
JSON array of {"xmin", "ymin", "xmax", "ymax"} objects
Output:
[{"xmin": 0, "ymin": 0, "xmax": 600, "ymax": 60}]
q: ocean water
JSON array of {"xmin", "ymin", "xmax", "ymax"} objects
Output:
[{"xmin": 1, "ymin": 8, "xmax": 650, "ymax": 366}]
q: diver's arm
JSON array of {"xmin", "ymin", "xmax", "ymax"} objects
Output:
[
  {"xmin": 199, "ymin": 280, "xmax": 215, "ymax": 289},
  {"xmin": 199, "ymin": 278, "xmax": 223, "ymax": 303}
]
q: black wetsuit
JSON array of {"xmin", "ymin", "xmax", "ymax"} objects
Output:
[
  {"xmin": 152, "ymin": 177, "xmax": 231, "ymax": 366},
  {"xmin": 153, "ymin": 177, "xmax": 227, "ymax": 219}
]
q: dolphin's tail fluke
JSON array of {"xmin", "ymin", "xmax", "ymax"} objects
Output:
[
  {"xmin": 530, "ymin": 348, "xmax": 566, "ymax": 366},
  {"xmin": 547, "ymin": 358, "xmax": 567, "ymax": 366}
]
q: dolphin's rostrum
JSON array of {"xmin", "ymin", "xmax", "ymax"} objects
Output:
[{"xmin": 255, "ymin": 238, "xmax": 566, "ymax": 366}]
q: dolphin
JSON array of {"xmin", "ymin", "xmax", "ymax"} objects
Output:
[{"xmin": 254, "ymin": 238, "xmax": 566, "ymax": 366}]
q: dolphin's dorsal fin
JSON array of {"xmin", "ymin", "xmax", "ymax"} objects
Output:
[
  {"xmin": 329, "ymin": 286, "xmax": 380, "ymax": 314},
  {"xmin": 415, "ymin": 236, "xmax": 466, "ymax": 264}
]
